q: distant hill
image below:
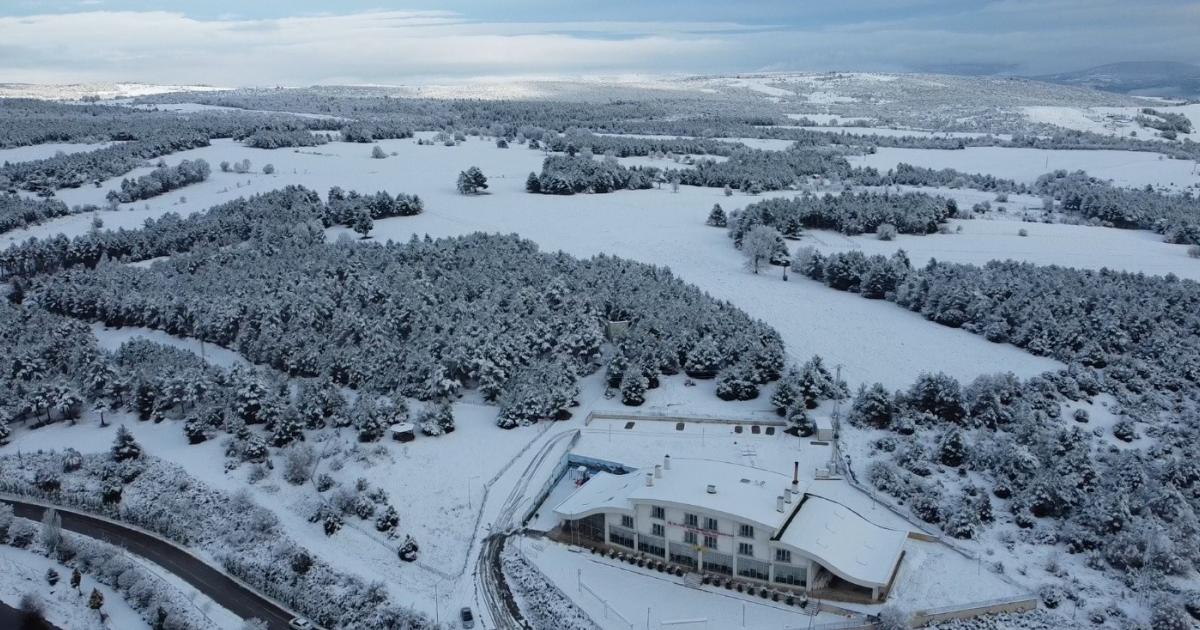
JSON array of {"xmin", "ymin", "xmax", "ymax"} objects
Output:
[{"xmin": 1032, "ymin": 61, "xmax": 1200, "ymax": 98}]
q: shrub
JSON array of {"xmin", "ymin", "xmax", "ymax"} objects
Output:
[{"xmin": 876, "ymin": 223, "xmax": 898, "ymax": 241}]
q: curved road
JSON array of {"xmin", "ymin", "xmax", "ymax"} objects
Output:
[{"xmin": 2, "ymin": 498, "xmax": 296, "ymax": 630}]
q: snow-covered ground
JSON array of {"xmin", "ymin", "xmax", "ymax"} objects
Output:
[
  {"xmin": 772, "ymin": 125, "xmax": 1006, "ymax": 140},
  {"xmin": 0, "ymin": 141, "xmax": 119, "ymax": 164},
  {"xmin": 520, "ymin": 540, "xmax": 849, "ymax": 630},
  {"xmin": 594, "ymin": 132, "xmax": 796, "ymax": 151},
  {"xmin": 803, "ymin": 216, "xmax": 1200, "ymax": 281},
  {"xmin": 0, "ymin": 543, "xmax": 147, "ymax": 630},
  {"xmin": 849, "ymin": 146, "xmax": 1200, "ymax": 190},
  {"xmin": 5, "ymin": 136, "xmax": 1063, "ymax": 389},
  {"xmin": 130, "ymin": 101, "xmax": 347, "ymax": 121},
  {"xmin": 1022, "ymin": 103, "xmax": 1200, "ymax": 142}
]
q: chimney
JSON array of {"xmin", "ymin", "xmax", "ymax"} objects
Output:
[
  {"xmin": 776, "ymin": 496, "xmax": 785, "ymax": 512},
  {"xmin": 706, "ymin": 484, "xmax": 717, "ymax": 494},
  {"xmin": 646, "ymin": 472, "xmax": 654, "ymax": 487},
  {"xmin": 792, "ymin": 461, "xmax": 800, "ymax": 486},
  {"xmin": 664, "ymin": 454, "xmax": 671, "ymax": 470},
  {"xmin": 654, "ymin": 464, "xmax": 663, "ymax": 479}
]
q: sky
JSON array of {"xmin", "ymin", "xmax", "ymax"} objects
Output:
[{"xmin": 0, "ymin": 0, "xmax": 1197, "ymax": 86}]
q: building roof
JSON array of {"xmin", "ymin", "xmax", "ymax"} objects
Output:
[
  {"xmin": 627, "ymin": 459, "xmax": 796, "ymax": 527},
  {"xmin": 553, "ymin": 471, "xmax": 642, "ymax": 518},
  {"xmin": 775, "ymin": 495, "xmax": 908, "ymax": 588}
]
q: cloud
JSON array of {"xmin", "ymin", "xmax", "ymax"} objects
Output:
[{"xmin": 0, "ymin": 4, "xmax": 1196, "ymax": 85}]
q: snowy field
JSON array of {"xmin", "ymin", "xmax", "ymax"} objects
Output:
[
  {"xmin": 1023, "ymin": 103, "xmax": 1200, "ymax": 142},
  {"xmin": 595, "ymin": 132, "xmax": 796, "ymax": 151},
  {"xmin": 804, "ymin": 217, "xmax": 1200, "ymax": 281},
  {"xmin": 0, "ymin": 141, "xmax": 118, "ymax": 164},
  {"xmin": 848, "ymin": 146, "xmax": 1200, "ymax": 190},
  {"xmin": 0, "ymin": 542, "xmax": 147, "ymax": 630},
  {"xmin": 772, "ymin": 125, "xmax": 1006, "ymax": 139},
  {"xmin": 5, "ymin": 136, "xmax": 1063, "ymax": 389},
  {"xmin": 129, "ymin": 101, "xmax": 347, "ymax": 121}
]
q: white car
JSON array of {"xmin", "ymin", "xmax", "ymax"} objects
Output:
[{"xmin": 289, "ymin": 617, "xmax": 316, "ymax": 630}]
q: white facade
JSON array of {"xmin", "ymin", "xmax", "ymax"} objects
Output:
[{"xmin": 553, "ymin": 457, "xmax": 907, "ymax": 601}]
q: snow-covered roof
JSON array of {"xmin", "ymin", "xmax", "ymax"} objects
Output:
[
  {"xmin": 389, "ymin": 422, "xmax": 415, "ymax": 432},
  {"xmin": 625, "ymin": 459, "xmax": 796, "ymax": 528},
  {"xmin": 555, "ymin": 459, "xmax": 796, "ymax": 526},
  {"xmin": 553, "ymin": 471, "xmax": 642, "ymax": 518},
  {"xmin": 776, "ymin": 495, "xmax": 907, "ymax": 588}
]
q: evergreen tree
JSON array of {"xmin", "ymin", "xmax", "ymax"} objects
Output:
[
  {"xmin": 375, "ymin": 505, "xmax": 399, "ymax": 532},
  {"xmin": 715, "ymin": 364, "xmax": 759, "ymax": 401},
  {"xmin": 434, "ymin": 400, "xmax": 455, "ymax": 434},
  {"xmin": 770, "ymin": 370, "xmax": 798, "ymax": 416},
  {"xmin": 786, "ymin": 404, "xmax": 814, "ymax": 436},
  {"xmin": 70, "ymin": 568, "xmax": 81, "ymax": 591},
  {"xmin": 456, "ymin": 167, "xmax": 488, "ymax": 194},
  {"xmin": 620, "ymin": 369, "xmax": 648, "ymax": 406},
  {"xmin": 371, "ymin": 145, "xmax": 387, "ymax": 159},
  {"xmin": 110, "ymin": 425, "xmax": 142, "ymax": 461},
  {"xmin": 849, "ymin": 383, "xmax": 895, "ymax": 429},
  {"xmin": 684, "ymin": 335, "xmax": 722, "ymax": 379},
  {"xmin": 88, "ymin": 588, "xmax": 104, "ymax": 611},
  {"xmin": 271, "ymin": 408, "xmax": 304, "ymax": 447},
  {"xmin": 938, "ymin": 428, "xmax": 967, "ymax": 467},
  {"xmin": 525, "ymin": 172, "xmax": 541, "ymax": 193},
  {"xmin": 352, "ymin": 209, "xmax": 373, "ymax": 238},
  {"xmin": 706, "ymin": 204, "xmax": 727, "ymax": 227},
  {"xmin": 905, "ymin": 372, "xmax": 965, "ymax": 424}
]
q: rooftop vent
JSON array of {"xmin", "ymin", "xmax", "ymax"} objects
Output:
[
  {"xmin": 654, "ymin": 464, "xmax": 663, "ymax": 479},
  {"xmin": 646, "ymin": 472, "xmax": 655, "ymax": 487},
  {"xmin": 776, "ymin": 496, "xmax": 785, "ymax": 512},
  {"xmin": 664, "ymin": 454, "xmax": 671, "ymax": 470},
  {"xmin": 706, "ymin": 484, "xmax": 717, "ymax": 494}
]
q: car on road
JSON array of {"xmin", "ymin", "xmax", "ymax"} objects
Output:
[
  {"xmin": 289, "ymin": 617, "xmax": 316, "ymax": 630},
  {"xmin": 460, "ymin": 607, "xmax": 475, "ymax": 628}
]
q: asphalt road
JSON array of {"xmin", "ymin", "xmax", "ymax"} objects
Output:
[{"xmin": 2, "ymin": 498, "xmax": 296, "ymax": 630}]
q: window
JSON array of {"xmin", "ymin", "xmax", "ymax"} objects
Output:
[
  {"xmin": 738, "ymin": 524, "xmax": 754, "ymax": 538},
  {"xmin": 703, "ymin": 535, "xmax": 718, "ymax": 550},
  {"xmin": 621, "ymin": 515, "xmax": 634, "ymax": 528},
  {"xmin": 738, "ymin": 542, "xmax": 754, "ymax": 557},
  {"xmin": 775, "ymin": 549, "xmax": 792, "ymax": 563},
  {"xmin": 651, "ymin": 506, "xmax": 665, "ymax": 520},
  {"xmin": 652, "ymin": 523, "xmax": 664, "ymax": 537},
  {"xmin": 685, "ymin": 513, "xmax": 698, "ymax": 528},
  {"xmin": 683, "ymin": 531, "xmax": 697, "ymax": 545},
  {"xmin": 704, "ymin": 517, "xmax": 718, "ymax": 532}
]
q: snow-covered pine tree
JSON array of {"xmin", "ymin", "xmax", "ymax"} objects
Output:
[
  {"xmin": 706, "ymin": 204, "xmax": 727, "ymax": 227},
  {"xmin": 110, "ymin": 425, "xmax": 142, "ymax": 461},
  {"xmin": 848, "ymin": 383, "xmax": 895, "ymax": 429},
  {"xmin": 715, "ymin": 363, "xmax": 759, "ymax": 401},
  {"xmin": 770, "ymin": 370, "xmax": 798, "ymax": 416},
  {"xmin": 434, "ymin": 400, "xmax": 455, "ymax": 433},
  {"xmin": 684, "ymin": 335, "xmax": 722, "ymax": 379},
  {"xmin": 525, "ymin": 172, "xmax": 541, "ymax": 193},
  {"xmin": 620, "ymin": 369, "xmax": 648, "ymax": 406}
]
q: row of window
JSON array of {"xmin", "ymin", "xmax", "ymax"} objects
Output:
[
  {"xmin": 643, "ymin": 507, "xmax": 755, "ymax": 538},
  {"xmin": 620, "ymin": 513, "xmax": 793, "ymax": 562}
]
